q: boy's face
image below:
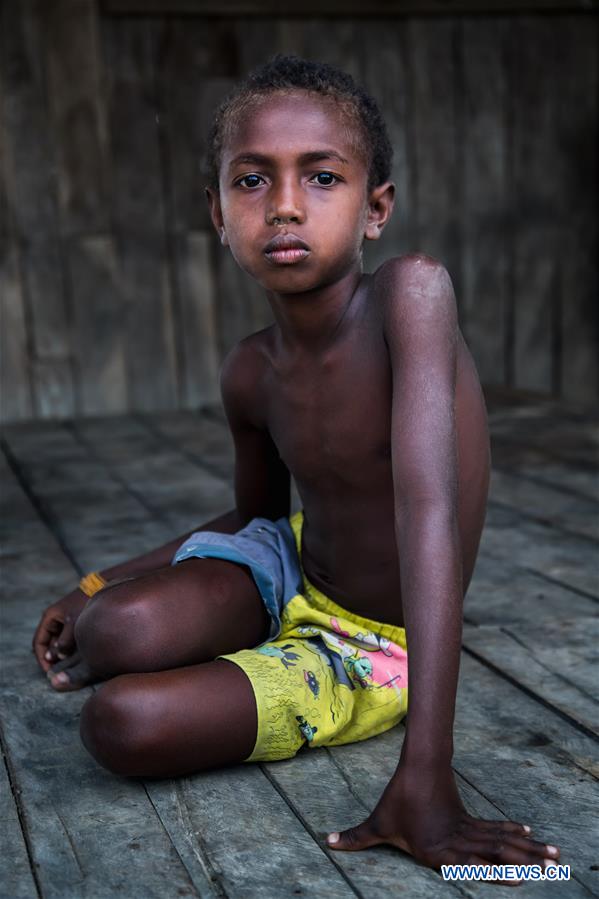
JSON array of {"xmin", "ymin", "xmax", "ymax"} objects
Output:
[{"xmin": 206, "ymin": 92, "xmax": 394, "ymax": 294}]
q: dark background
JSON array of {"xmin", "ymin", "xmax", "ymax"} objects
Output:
[{"xmin": 1, "ymin": 0, "xmax": 597, "ymax": 424}]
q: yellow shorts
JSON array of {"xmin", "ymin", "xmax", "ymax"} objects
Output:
[{"xmin": 217, "ymin": 511, "xmax": 408, "ymax": 762}]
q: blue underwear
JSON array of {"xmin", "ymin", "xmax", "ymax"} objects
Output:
[{"xmin": 170, "ymin": 516, "xmax": 304, "ymax": 642}]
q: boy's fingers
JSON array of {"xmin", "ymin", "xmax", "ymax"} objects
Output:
[
  {"xmin": 33, "ymin": 612, "xmax": 63, "ymax": 671},
  {"xmin": 55, "ymin": 620, "xmax": 76, "ymax": 657},
  {"xmin": 467, "ymin": 832, "xmax": 558, "ymax": 859},
  {"xmin": 451, "ymin": 835, "xmax": 557, "ymax": 868},
  {"xmin": 467, "ymin": 818, "xmax": 530, "ymax": 836}
]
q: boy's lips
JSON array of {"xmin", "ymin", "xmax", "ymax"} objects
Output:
[{"xmin": 263, "ymin": 233, "xmax": 311, "ymax": 265}]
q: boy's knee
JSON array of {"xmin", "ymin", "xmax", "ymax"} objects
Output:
[
  {"xmin": 79, "ymin": 676, "xmax": 161, "ymax": 776},
  {"xmin": 75, "ymin": 585, "xmax": 158, "ymax": 673}
]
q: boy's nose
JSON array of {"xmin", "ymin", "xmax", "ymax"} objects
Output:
[{"xmin": 266, "ymin": 183, "xmax": 305, "ymax": 225}]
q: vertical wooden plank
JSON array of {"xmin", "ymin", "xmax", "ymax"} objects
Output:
[
  {"xmin": 43, "ymin": 0, "xmax": 110, "ymax": 236},
  {"xmin": 173, "ymin": 232, "xmax": 220, "ymax": 407},
  {"xmin": 0, "ymin": 20, "xmax": 33, "ymax": 424},
  {"xmin": 103, "ymin": 18, "xmax": 164, "ymax": 230},
  {"xmin": 156, "ymin": 20, "xmax": 235, "ymax": 404},
  {"xmin": 556, "ymin": 16, "xmax": 599, "ymax": 403},
  {"xmin": 234, "ymin": 17, "xmax": 280, "ymax": 74},
  {"xmin": 300, "ymin": 18, "xmax": 363, "ymax": 81},
  {"xmin": 460, "ymin": 17, "xmax": 509, "ymax": 386},
  {"xmin": 0, "ymin": 48, "xmax": 9, "ymax": 242},
  {"xmin": 66, "ymin": 236, "xmax": 128, "ymax": 414},
  {"xmin": 0, "ymin": 759, "xmax": 39, "ymax": 899},
  {"xmin": 121, "ymin": 233, "xmax": 179, "ymax": 410},
  {"xmin": 1, "ymin": 0, "xmax": 75, "ymax": 419},
  {"xmin": 43, "ymin": 0, "xmax": 129, "ymax": 417},
  {"xmin": 102, "ymin": 16, "xmax": 178, "ymax": 411},
  {"xmin": 157, "ymin": 19, "xmax": 236, "ymax": 232},
  {"xmin": 362, "ymin": 20, "xmax": 416, "ymax": 272},
  {"xmin": 510, "ymin": 17, "xmax": 560, "ymax": 394},
  {"xmin": 276, "ymin": 18, "xmax": 306, "ymax": 57},
  {"xmin": 407, "ymin": 18, "xmax": 462, "ymax": 300},
  {"xmin": 0, "ymin": 241, "xmax": 33, "ymax": 422}
]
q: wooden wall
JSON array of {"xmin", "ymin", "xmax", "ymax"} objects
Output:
[{"xmin": 1, "ymin": 0, "xmax": 597, "ymax": 424}]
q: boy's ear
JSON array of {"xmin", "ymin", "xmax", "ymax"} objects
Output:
[
  {"xmin": 205, "ymin": 186, "xmax": 229, "ymax": 247},
  {"xmin": 364, "ymin": 182, "xmax": 395, "ymax": 241}
]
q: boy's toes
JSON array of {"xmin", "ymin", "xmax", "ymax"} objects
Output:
[
  {"xmin": 47, "ymin": 654, "xmax": 93, "ymax": 691},
  {"xmin": 48, "ymin": 670, "xmax": 72, "ymax": 689}
]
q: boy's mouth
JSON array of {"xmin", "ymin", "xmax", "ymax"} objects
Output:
[{"xmin": 263, "ymin": 233, "xmax": 311, "ymax": 265}]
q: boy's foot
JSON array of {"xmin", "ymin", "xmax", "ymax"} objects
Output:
[{"xmin": 46, "ymin": 651, "xmax": 96, "ymax": 691}]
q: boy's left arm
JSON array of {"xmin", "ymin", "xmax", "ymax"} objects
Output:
[{"xmin": 327, "ymin": 255, "xmax": 560, "ymax": 873}]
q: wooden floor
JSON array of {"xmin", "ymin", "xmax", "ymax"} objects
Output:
[{"xmin": 1, "ymin": 391, "xmax": 598, "ymax": 898}]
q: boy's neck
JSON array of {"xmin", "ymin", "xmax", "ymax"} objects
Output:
[{"xmin": 265, "ymin": 266, "xmax": 367, "ymax": 355}]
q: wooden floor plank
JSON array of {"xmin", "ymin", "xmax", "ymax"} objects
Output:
[
  {"xmin": 2, "ymin": 420, "xmax": 173, "ymax": 573},
  {"xmin": 489, "ymin": 468, "xmax": 599, "ymax": 542},
  {"xmin": 163, "ymin": 767, "xmax": 357, "ymax": 898},
  {"xmin": 0, "ymin": 752, "xmax": 39, "ymax": 899},
  {"xmin": 485, "ymin": 392, "xmax": 598, "ymax": 424},
  {"xmin": 138, "ymin": 410, "xmax": 235, "ymax": 482},
  {"xmin": 489, "ymin": 412, "xmax": 599, "ymax": 468},
  {"xmin": 0, "ymin": 454, "xmax": 204, "ymax": 899},
  {"xmin": 481, "ymin": 503, "xmax": 598, "ymax": 598},
  {"xmin": 465, "ymin": 552, "xmax": 597, "ymax": 628},
  {"xmin": 490, "ymin": 439, "xmax": 599, "ymax": 502},
  {"xmin": 70, "ymin": 415, "xmax": 233, "ymax": 532},
  {"xmin": 463, "ymin": 619, "xmax": 599, "ymax": 737}
]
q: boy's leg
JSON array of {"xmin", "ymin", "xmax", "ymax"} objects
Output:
[
  {"xmin": 48, "ymin": 558, "xmax": 271, "ymax": 690},
  {"xmin": 79, "ymin": 658, "xmax": 259, "ymax": 776}
]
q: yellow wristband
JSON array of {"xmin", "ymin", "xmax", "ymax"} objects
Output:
[{"xmin": 79, "ymin": 572, "xmax": 108, "ymax": 598}]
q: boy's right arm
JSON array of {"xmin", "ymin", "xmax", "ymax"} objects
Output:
[{"xmin": 33, "ymin": 337, "xmax": 290, "ymax": 673}]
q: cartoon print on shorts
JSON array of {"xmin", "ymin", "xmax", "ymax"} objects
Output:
[
  {"xmin": 343, "ymin": 651, "xmax": 374, "ymax": 688},
  {"xmin": 330, "ymin": 617, "xmax": 393, "ymax": 657},
  {"xmin": 304, "ymin": 638, "xmax": 354, "ymax": 689},
  {"xmin": 297, "ymin": 624, "xmax": 321, "ymax": 638},
  {"xmin": 257, "ymin": 643, "xmax": 301, "ymax": 669},
  {"xmin": 296, "ymin": 715, "xmax": 318, "ymax": 743},
  {"xmin": 303, "ymin": 670, "xmax": 320, "ymax": 698}
]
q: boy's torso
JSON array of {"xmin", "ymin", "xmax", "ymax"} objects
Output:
[{"xmin": 242, "ymin": 271, "xmax": 490, "ymax": 628}]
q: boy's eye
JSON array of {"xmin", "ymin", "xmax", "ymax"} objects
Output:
[
  {"xmin": 236, "ymin": 174, "xmax": 264, "ymax": 189},
  {"xmin": 312, "ymin": 172, "xmax": 338, "ymax": 186}
]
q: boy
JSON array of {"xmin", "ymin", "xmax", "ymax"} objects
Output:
[{"xmin": 33, "ymin": 55, "xmax": 559, "ymax": 874}]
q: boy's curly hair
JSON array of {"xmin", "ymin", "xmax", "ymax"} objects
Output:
[{"xmin": 205, "ymin": 54, "xmax": 393, "ymax": 193}]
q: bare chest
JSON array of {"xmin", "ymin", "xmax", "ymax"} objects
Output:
[{"xmin": 266, "ymin": 337, "xmax": 393, "ymax": 488}]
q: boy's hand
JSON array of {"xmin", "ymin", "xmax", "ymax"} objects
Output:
[
  {"xmin": 32, "ymin": 588, "xmax": 88, "ymax": 674},
  {"xmin": 326, "ymin": 763, "xmax": 560, "ymax": 880}
]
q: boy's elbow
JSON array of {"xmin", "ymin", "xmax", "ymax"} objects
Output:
[{"xmin": 394, "ymin": 484, "xmax": 459, "ymax": 529}]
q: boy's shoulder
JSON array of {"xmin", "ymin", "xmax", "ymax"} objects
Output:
[
  {"xmin": 374, "ymin": 253, "xmax": 454, "ymax": 310},
  {"xmin": 373, "ymin": 253, "xmax": 457, "ymax": 335},
  {"xmin": 219, "ymin": 326, "xmax": 274, "ymax": 425},
  {"xmin": 220, "ymin": 325, "xmax": 273, "ymax": 382},
  {"xmin": 373, "ymin": 254, "xmax": 457, "ymax": 368}
]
